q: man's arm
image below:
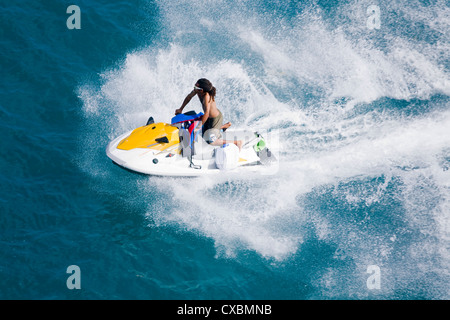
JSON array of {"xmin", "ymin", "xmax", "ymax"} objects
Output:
[
  {"xmin": 175, "ymin": 90, "xmax": 196, "ymax": 115},
  {"xmin": 200, "ymin": 94, "xmax": 211, "ymax": 125}
]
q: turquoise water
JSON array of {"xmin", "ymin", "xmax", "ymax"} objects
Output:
[{"xmin": 1, "ymin": 0, "xmax": 449, "ymax": 299}]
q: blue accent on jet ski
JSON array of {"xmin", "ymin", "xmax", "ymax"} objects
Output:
[{"xmin": 171, "ymin": 112, "xmax": 204, "ymax": 125}]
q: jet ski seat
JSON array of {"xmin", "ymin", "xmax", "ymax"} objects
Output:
[{"xmin": 192, "ymin": 137, "xmax": 218, "ymax": 160}]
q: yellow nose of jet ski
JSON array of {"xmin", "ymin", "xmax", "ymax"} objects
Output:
[{"xmin": 117, "ymin": 122, "xmax": 179, "ymax": 151}]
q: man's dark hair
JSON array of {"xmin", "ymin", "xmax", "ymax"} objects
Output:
[{"xmin": 196, "ymin": 78, "xmax": 216, "ymax": 101}]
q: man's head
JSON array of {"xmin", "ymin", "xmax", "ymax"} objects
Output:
[{"xmin": 195, "ymin": 78, "xmax": 216, "ymax": 100}]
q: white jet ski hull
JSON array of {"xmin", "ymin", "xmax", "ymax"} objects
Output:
[{"xmin": 106, "ymin": 128, "xmax": 274, "ymax": 177}]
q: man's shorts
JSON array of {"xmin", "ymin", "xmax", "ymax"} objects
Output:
[{"xmin": 203, "ymin": 110, "xmax": 223, "ymax": 144}]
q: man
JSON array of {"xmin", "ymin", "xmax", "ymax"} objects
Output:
[{"xmin": 175, "ymin": 78, "xmax": 242, "ymax": 150}]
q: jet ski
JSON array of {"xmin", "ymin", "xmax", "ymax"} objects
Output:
[{"xmin": 106, "ymin": 111, "xmax": 276, "ymax": 177}]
